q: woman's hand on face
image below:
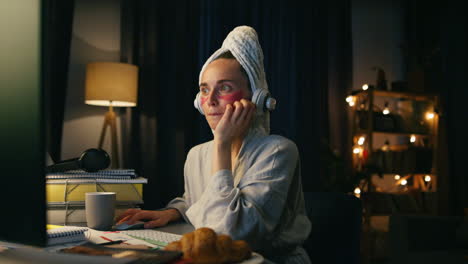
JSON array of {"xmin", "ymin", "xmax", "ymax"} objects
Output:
[
  {"xmin": 115, "ymin": 208, "xmax": 181, "ymax": 229},
  {"xmin": 214, "ymin": 99, "xmax": 255, "ymax": 145}
]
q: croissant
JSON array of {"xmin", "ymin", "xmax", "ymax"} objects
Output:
[{"xmin": 164, "ymin": 227, "xmax": 252, "ymax": 264}]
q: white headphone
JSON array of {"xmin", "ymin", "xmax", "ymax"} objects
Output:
[{"xmin": 193, "ymin": 89, "xmax": 276, "ymax": 115}]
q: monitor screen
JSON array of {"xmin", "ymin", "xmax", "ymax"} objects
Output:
[{"xmin": 0, "ymin": 0, "xmax": 46, "ymax": 246}]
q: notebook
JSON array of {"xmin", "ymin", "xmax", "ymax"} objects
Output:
[
  {"xmin": 46, "ymin": 177, "xmax": 148, "ymax": 184},
  {"xmin": 46, "ymin": 169, "xmax": 137, "ymax": 180},
  {"xmin": 46, "ymin": 225, "xmax": 89, "ymax": 246}
]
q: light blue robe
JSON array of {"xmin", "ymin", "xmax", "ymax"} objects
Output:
[{"xmin": 167, "ymin": 130, "xmax": 312, "ymax": 263}]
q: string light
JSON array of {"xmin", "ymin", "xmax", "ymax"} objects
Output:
[
  {"xmin": 394, "ymin": 174, "xmax": 401, "ymax": 180},
  {"xmin": 354, "ymin": 187, "xmax": 361, "ymax": 195},
  {"xmin": 353, "ymin": 147, "xmax": 362, "ymax": 154},
  {"xmin": 426, "ymin": 112, "xmax": 435, "ymax": 120},
  {"xmin": 400, "ymin": 179, "xmax": 407, "ymax": 186},
  {"xmin": 362, "ymin": 84, "xmax": 369, "ymax": 91},
  {"xmin": 346, "ymin": 96, "xmax": 355, "ymax": 107},
  {"xmin": 353, "ymin": 187, "xmax": 361, "ymax": 198},
  {"xmin": 424, "ymin": 175, "xmax": 431, "ymax": 182},
  {"xmin": 358, "ymin": 136, "xmax": 365, "ymax": 145},
  {"xmin": 410, "ymin": 135, "xmax": 416, "ymax": 143},
  {"xmin": 382, "ymin": 101, "xmax": 390, "ymax": 115},
  {"xmin": 381, "ymin": 140, "xmax": 390, "ymax": 151}
]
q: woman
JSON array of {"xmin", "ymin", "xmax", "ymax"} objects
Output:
[{"xmin": 116, "ymin": 26, "xmax": 311, "ymax": 263}]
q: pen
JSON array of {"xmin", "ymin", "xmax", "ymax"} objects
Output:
[{"xmin": 100, "ymin": 240, "xmax": 125, "ymax": 246}]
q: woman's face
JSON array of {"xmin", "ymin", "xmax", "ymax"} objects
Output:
[{"xmin": 200, "ymin": 58, "xmax": 251, "ymax": 130}]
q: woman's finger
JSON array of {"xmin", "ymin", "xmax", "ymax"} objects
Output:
[
  {"xmin": 219, "ymin": 104, "xmax": 234, "ymax": 125},
  {"xmin": 232, "ymin": 101, "xmax": 244, "ymax": 122},
  {"xmin": 116, "ymin": 215, "xmax": 132, "ymax": 225},
  {"xmin": 127, "ymin": 211, "xmax": 158, "ymax": 224},
  {"xmin": 115, "ymin": 208, "xmax": 140, "ymax": 222},
  {"xmin": 144, "ymin": 218, "xmax": 167, "ymax": 229},
  {"xmin": 240, "ymin": 100, "xmax": 254, "ymax": 121}
]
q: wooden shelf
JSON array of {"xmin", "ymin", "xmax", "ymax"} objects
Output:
[
  {"xmin": 355, "ymin": 130, "xmax": 431, "ymax": 137},
  {"xmin": 351, "ymin": 89, "xmax": 438, "ymax": 101}
]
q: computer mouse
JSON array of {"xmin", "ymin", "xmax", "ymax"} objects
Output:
[{"xmin": 114, "ymin": 220, "xmax": 146, "ymax": 230}]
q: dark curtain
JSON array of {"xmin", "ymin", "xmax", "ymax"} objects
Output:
[
  {"xmin": 438, "ymin": 2, "xmax": 468, "ymax": 215},
  {"xmin": 121, "ymin": 0, "xmax": 352, "ymax": 209},
  {"xmin": 405, "ymin": 1, "xmax": 468, "ymax": 215},
  {"xmin": 121, "ymin": 0, "xmax": 200, "ymax": 209},
  {"xmin": 43, "ymin": 0, "xmax": 75, "ymax": 162}
]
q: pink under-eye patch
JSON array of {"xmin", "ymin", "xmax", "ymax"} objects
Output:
[
  {"xmin": 201, "ymin": 96, "xmax": 207, "ymax": 105},
  {"xmin": 201, "ymin": 90, "xmax": 244, "ymax": 105},
  {"xmin": 218, "ymin": 90, "xmax": 244, "ymax": 103}
]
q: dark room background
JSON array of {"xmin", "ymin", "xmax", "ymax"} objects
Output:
[{"xmin": 46, "ymin": 0, "xmax": 468, "ymax": 215}]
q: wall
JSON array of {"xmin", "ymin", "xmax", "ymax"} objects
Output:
[
  {"xmin": 61, "ymin": 0, "xmax": 122, "ymax": 162},
  {"xmin": 352, "ymin": 0, "xmax": 405, "ymax": 91},
  {"xmin": 351, "ymin": 0, "xmax": 406, "ymax": 192}
]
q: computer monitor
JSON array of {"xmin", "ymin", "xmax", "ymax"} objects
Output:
[{"xmin": 0, "ymin": 0, "xmax": 46, "ymax": 246}]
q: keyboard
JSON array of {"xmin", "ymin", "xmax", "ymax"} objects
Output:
[{"xmin": 120, "ymin": 230, "xmax": 182, "ymax": 248}]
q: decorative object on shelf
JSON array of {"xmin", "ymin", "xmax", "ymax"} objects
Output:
[
  {"xmin": 373, "ymin": 66, "xmax": 388, "ymax": 91},
  {"xmin": 85, "ymin": 62, "xmax": 139, "ymax": 168}
]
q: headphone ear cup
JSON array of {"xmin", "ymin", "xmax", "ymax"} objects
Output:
[
  {"xmin": 251, "ymin": 89, "xmax": 277, "ymax": 112},
  {"xmin": 194, "ymin": 92, "xmax": 205, "ymax": 115},
  {"xmin": 79, "ymin": 148, "xmax": 110, "ymax": 172}
]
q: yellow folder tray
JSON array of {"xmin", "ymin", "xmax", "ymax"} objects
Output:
[{"xmin": 46, "ymin": 182, "xmax": 144, "ymax": 203}]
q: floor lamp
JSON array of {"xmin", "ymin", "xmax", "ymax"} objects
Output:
[{"xmin": 85, "ymin": 62, "xmax": 138, "ymax": 168}]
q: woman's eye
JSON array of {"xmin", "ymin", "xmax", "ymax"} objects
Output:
[
  {"xmin": 220, "ymin": 85, "xmax": 232, "ymax": 93},
  {"xmin": 200, "ymin": 87, "xmax": 209, "ymax": 95}
]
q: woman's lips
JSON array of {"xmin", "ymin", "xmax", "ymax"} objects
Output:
[{"xmin": 208, "ymin": 113, "xmax": 223, "ymax": 116}]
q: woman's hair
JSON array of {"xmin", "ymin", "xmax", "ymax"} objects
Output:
[{"xmin": 215, "ymin": 51, "xmax": 251, "ymax": 91}]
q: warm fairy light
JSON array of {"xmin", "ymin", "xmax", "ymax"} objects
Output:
[
  {"xmin": 382, "ymin": 101, "xmax": 390, "ymax": 115},
  {"xmin": 346, "ymin": 96, "xmax": 356, "ymax": 107},
  {"xmin": 401, "ymin": 179, "xmax": 408, "ymax": 186},
  {"xmin": 394, "ymin": 174, "xmax": 401, "ymax": 180},
  {"xmin": 362, "ymin": 84, "xmax": 369, "ymax": 91},
  {"xmin": 426, "ymin": 112, "xmax": 435, "ymax": 120},
  {"xmin": 381, "ymin": 140, "xmax": 390, "ymax": 151},
  {"xmin": 424, "ymin": 175, "xmax": 431, "ymax": 182},
  {"xmin": 354, "ymin": 187, "xmax": 361, "ymax": 195},
  {"xmin": 354, "ymin": 187, "xmax": 361, "ymax": 198},
  {"xmin": 353, "ymin": 147, "xmax": 361, "ymax": 154},
  {"xmin": 358, "ymin": 136, "xmax": 365, "ymax": 145},
  {"xmin": 410, "ymin": 135, "xmax": 416, "ymax": 143}
]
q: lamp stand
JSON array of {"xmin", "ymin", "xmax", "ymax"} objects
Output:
[{"xmin": 98, "ymin": 104, "xmax": 119, "ymax": 168}]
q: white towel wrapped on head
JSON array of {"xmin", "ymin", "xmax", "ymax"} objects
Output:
[{"xmin": 198, "ymin": 25, "xmax": 272, "ymax": 135}]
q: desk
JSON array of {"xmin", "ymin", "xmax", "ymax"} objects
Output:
[
  {"xmin": 153, "ymin": 221, "xmax": 195, "ymax": 235},
  {"xmin": 0, "ymin": 222, "xmax": 194, "ymax": 264},
  {"xmin": 1, "ymin": 222, "xmax": 265, "ymax": 264}
]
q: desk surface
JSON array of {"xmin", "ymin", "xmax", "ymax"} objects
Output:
[
  {"xmin": 1, "ymin": 222, "xmax": 266, "ymax": 264},
  {"xmin": 154, "ymin": 221, "xmax": 195, "ymax": 235}
]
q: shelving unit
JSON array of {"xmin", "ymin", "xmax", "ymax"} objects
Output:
[
  {"xmin": 348, "ymin": 88, "xmax": 439, "ymax": 193},
  {"xmin": 346, "ymin": 87, "xmax": 440, "ymax": 263}
]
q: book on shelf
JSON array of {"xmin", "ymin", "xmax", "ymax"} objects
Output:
[
  {"xmin": 46, "ymin": 169, "xmax": 137, "ymax": 180},
  {"xmin": 46, "ymin": 225, "xmax": 88, "ymax": 246},
  {"xmin": 46, "ymin": 177, "xmax": 147, "ymax": 203}
]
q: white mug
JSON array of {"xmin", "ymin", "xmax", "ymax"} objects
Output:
[{"xmin": 85, "ymin": 192, "xmax": 116, "ymax": 230}]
